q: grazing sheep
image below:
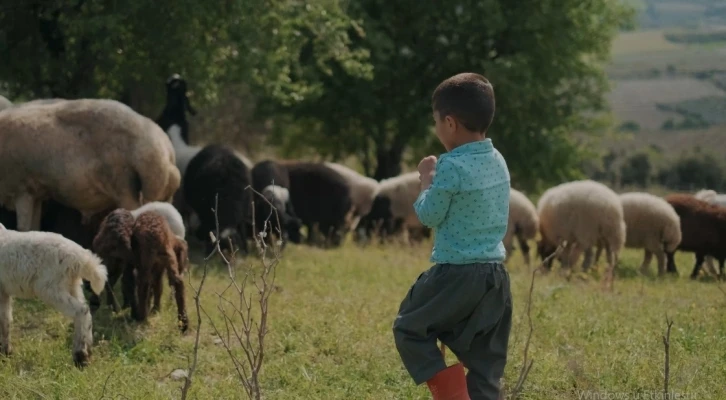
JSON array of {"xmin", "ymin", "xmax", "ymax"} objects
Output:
[
  {"xmin": 0, "ymin": 98, "xmax": 180, "ymax": 232},
  {"xmin": 183, "ymin": 144, "xmax": 252, "ymax": 254},
  {"xmin": 503, "ymin": 189, "xmax": 539, "ymax": 266},
  {"xmin": 0, "ymin": 223, "xmax": 108, "ymax": 368},
  {"xmin": 359, "ymin": 171, "xmax": 431, "ymax": 243},
  {"xmin": 0, "ymin": 95, "xmax": 12, "ymax": 112},
  {"xmin": 250, "ymin": 160, "xmax": 302, "ymax": 244},
  {"xmin": 664, "ymin": 193, "xmax": 726, "ymax": 279},
  {"xmin": 279, "ymin": 161, "xmax": 354, "ymax": 247},
  {"xmin": 91, "ymin": 209, "xmax": 135, "ymax": 312},
  {"xmin": 126, "ymin": 212, "xmax": 189, "ymax": 332},
  {"xmin": 536, "ymin": 180, "xmax": 626, "ymax": 275},
  {"xmin": 323, "ymin": 162, "xmax": 380, "ymax": 228},
  {"xmin": 693, "ymin": 189, "xmax": 726, "ymax": 275},
  {"xmin": 131, "ymin": 201, "xmax": 185, "ymax": 239},
  {"xmin": 610, "ymin": 192, "xmax": 681, "ymax": 276}
]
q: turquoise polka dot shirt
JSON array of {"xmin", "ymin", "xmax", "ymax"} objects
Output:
[{"xmin": 414, "ymin": 139, "xmax": 511, "ymax": 265}]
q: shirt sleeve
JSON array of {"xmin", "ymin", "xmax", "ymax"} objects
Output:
[{"xmin": 414, "ymin": 159, "xmax": 460, "ymax": 228}]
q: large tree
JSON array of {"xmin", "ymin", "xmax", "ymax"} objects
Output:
[
  {"xmin": 0, "ymin": 0, "xmax": 370, "ymax": 115},
  {"xmin": 266, "ymin": 0, "xmax": 633, "ymax": 188}
]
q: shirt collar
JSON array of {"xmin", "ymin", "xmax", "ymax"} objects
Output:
[{"xmin": 446, "ymin": 139, "xmax": 493, "ymax": 157}]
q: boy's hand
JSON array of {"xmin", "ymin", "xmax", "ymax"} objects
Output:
[{"xmin": 418, "ymin": 155, "xmax": 437, "ymax": 190}]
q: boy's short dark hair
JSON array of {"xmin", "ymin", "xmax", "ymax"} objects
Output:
[{"xmin": 432, "ymin": 72, "xmax": 495, "ymax": 134}]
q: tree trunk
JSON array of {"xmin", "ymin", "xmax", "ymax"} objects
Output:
[{"xmin": 373, "ymin": 143, "xmax": 404, "ymax": 180}]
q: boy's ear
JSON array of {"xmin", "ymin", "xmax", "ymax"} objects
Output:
[{"xmin": 444, "ymin": 115, "xmax": 457, "ymax": 133}]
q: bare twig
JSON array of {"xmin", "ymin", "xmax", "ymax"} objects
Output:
[
  {"xmin": 98, "ymin": 371, "xmax": 113, "ymax": 400},
  {"xmin": 509, "ymin": 244, "xmax": 563, "ymax": 400},
  {"xmin": 663, "ymin": 315, "xmax": 674, "ymax": 398},
  {"xmin": 187, "ymin": 187, "xmax": 283, "ymax": 400},
  {"xmin": 180, "ymin": 194, "xmax": 218, "ymax": 400}
]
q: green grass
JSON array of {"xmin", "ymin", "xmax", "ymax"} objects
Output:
[{"xmin": 1, "ymin": 240, "xmax": 725, "ymax": 399}]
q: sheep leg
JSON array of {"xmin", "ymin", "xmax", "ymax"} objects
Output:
[
  {"xmin": 690, "ymin": 253, "xmax": 706, "ymax": 280},
  {"xmin": 719, "ymin": 258, "xmax": 726, "ymax": 281},
  {"xmin": 655, "ymin": 251, "xmax": 666, "ymax": 277},
  {"xmin": 123, "ymin": 265, "xmax": 139, "ymax": 317},
  {"xmin": 580, "ymin": 247, "xmax": 594, "ymax": 272},
  {"xmin": 167, "ymin": 267, "xmax": 189, "ymax": 333},
  {"xmin": 560, "ymin": 241, "xmax": 577, "ymax": 270},
  {"xmin": 640, "ymin": 250, "xmax": 654, "ymax": 276},
  {"xmin": 593, "ymin": 244, "xmax": 603, "ymax": 265},
  {"xmin": 14, "ymin": 193, "xmax": 38, "ymax": 232},
  {"xmin": 43, "ymin": 289, "xmax": 93, "ymax": 368},
  {"xmin": 517, "ymin": 234, "xmax": 532, "ymax": 268},
  {"xmin": 0, "ymin": 293, "xmax": 12, "ymax": 356},
  {"xmin": 151, "ymin": 271, "xmax": 163, "ymax": 314},
  {"xmin": 105, "ymin": 266, "xmax": 123, "ymax": 313},
  {"xmin": 665, "ymin": 252, "xmax": 679, "ymax": 275}
]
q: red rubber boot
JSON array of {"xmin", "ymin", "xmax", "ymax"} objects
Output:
[{"xmin": 425, "ymin": 343, "xmax": 470, "ymax": 400}]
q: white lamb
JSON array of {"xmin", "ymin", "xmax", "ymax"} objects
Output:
[
  {"xmin": 0, "ymin": 223, "xmax": 108, "ymax": 368},
  {"xmin": 323, "ymin": 162, "xmax": 380, "ymax": 229},
  {"xmin": 503, "ymin": 189, "xmax": 539, "ymax": 267},
  {"xmin": 536, "ymin": 180, "xmax": 626, "ymax": 277},
  {"xmin": 130, "ymin": 201, "xmax": 186, "ymax": 239}
]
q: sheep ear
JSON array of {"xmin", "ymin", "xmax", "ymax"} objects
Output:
[{"xmin": 0, "ymin": 223, "xmax": 5, "ymax": 230}]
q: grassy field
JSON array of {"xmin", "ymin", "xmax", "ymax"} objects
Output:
[
  {"xmin": 1, "ymin": 238, "xmax": 725, "ymax": 399},
  {"xmin": 606, "ymin": 77, "xmax": 725, "ymax": 130}
]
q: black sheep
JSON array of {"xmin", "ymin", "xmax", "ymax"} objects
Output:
[
  {"xmin": 279, "ymin": 161, "xmax": 353, "ymax": 247},
  {"xmin": 183, "ymin": 144, "xmax": 251, "ymax": 254}
]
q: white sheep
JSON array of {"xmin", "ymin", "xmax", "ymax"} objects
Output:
[
  {"xmin": 0, "ymin": 223, "xmax": 108, "ymax": 368},
  {"xmin": 0, "ymin": 98, "xmax": 180, "ymax": 232},
  {"xmin": 536, "ymin": 180, "xmax": 626, "ymax": 276},
  {"xmin": 616, "ymin": 192, "xmax": 682, "ymax": 276},
  {"xmin": 323, "ymin": 162, "xmax": 380, "ymax": 229},
  {"xmin": 503, "ymin": 189, "xmax": 539, "ymax": 267},
  {"xmin": 130, "ymin": 201, "xmax": 186, "ymax": 239},
  {"xmin": 359, "ymin": 171, "xmax": 429, "ymax": 243}
]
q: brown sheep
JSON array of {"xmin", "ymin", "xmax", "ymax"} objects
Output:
[
  {"xmin": 664, "ymin": 193, "xmax": 726, "ymax": 279},
  {"xmin": 91, "ymin": 209, "xmax": 135, "ymax": 312},
  {"xmin": 126, "ymin": 212, "xmax": 189, "ymax": 332}
]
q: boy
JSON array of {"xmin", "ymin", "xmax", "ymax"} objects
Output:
[{"xmin": 392, "ymin": 72, "xmax": 512, "ymax": 400}]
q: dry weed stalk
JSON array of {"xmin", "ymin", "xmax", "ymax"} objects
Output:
[
  {"xmin": 662, "ymin": 315, "xmax": 674, "ymax": 398},
  {"xmin": 508, "ymin": 244, "xmax": 563, "ymax": 400},
  {"xmin": 195, "ymin": 187, "xmax": 284, "ymax": 400}
]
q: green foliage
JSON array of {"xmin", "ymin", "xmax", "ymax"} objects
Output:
[
  {"xmin": 618, "ymin": 121, "xmax": 641, "ymax": 132},
  {"xmin": 266, "ymin": 0, "xmax": 634, "ymax": 187},
  {"xmin": 0, "ymin": 0, "xmax": 370, "ymax": 112},
  {"xmin": 657, "ymin": 153, "xmax": 726, "ymax": 191},
  {"xmin": 620, "ymin": 152, "xmax": 651, "ymax": 187}
]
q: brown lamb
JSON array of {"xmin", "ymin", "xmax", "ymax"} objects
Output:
[
  {"xmin": 664, "ymin": 193, "xmax": 726, "ymax": 279},
  {"xmin": 91, "ymin": 208, "xmax": 135, "ymax": 312},
  {"xmin": 127, "ymin": 212, "xmax": 189, "ymax": 332}
]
